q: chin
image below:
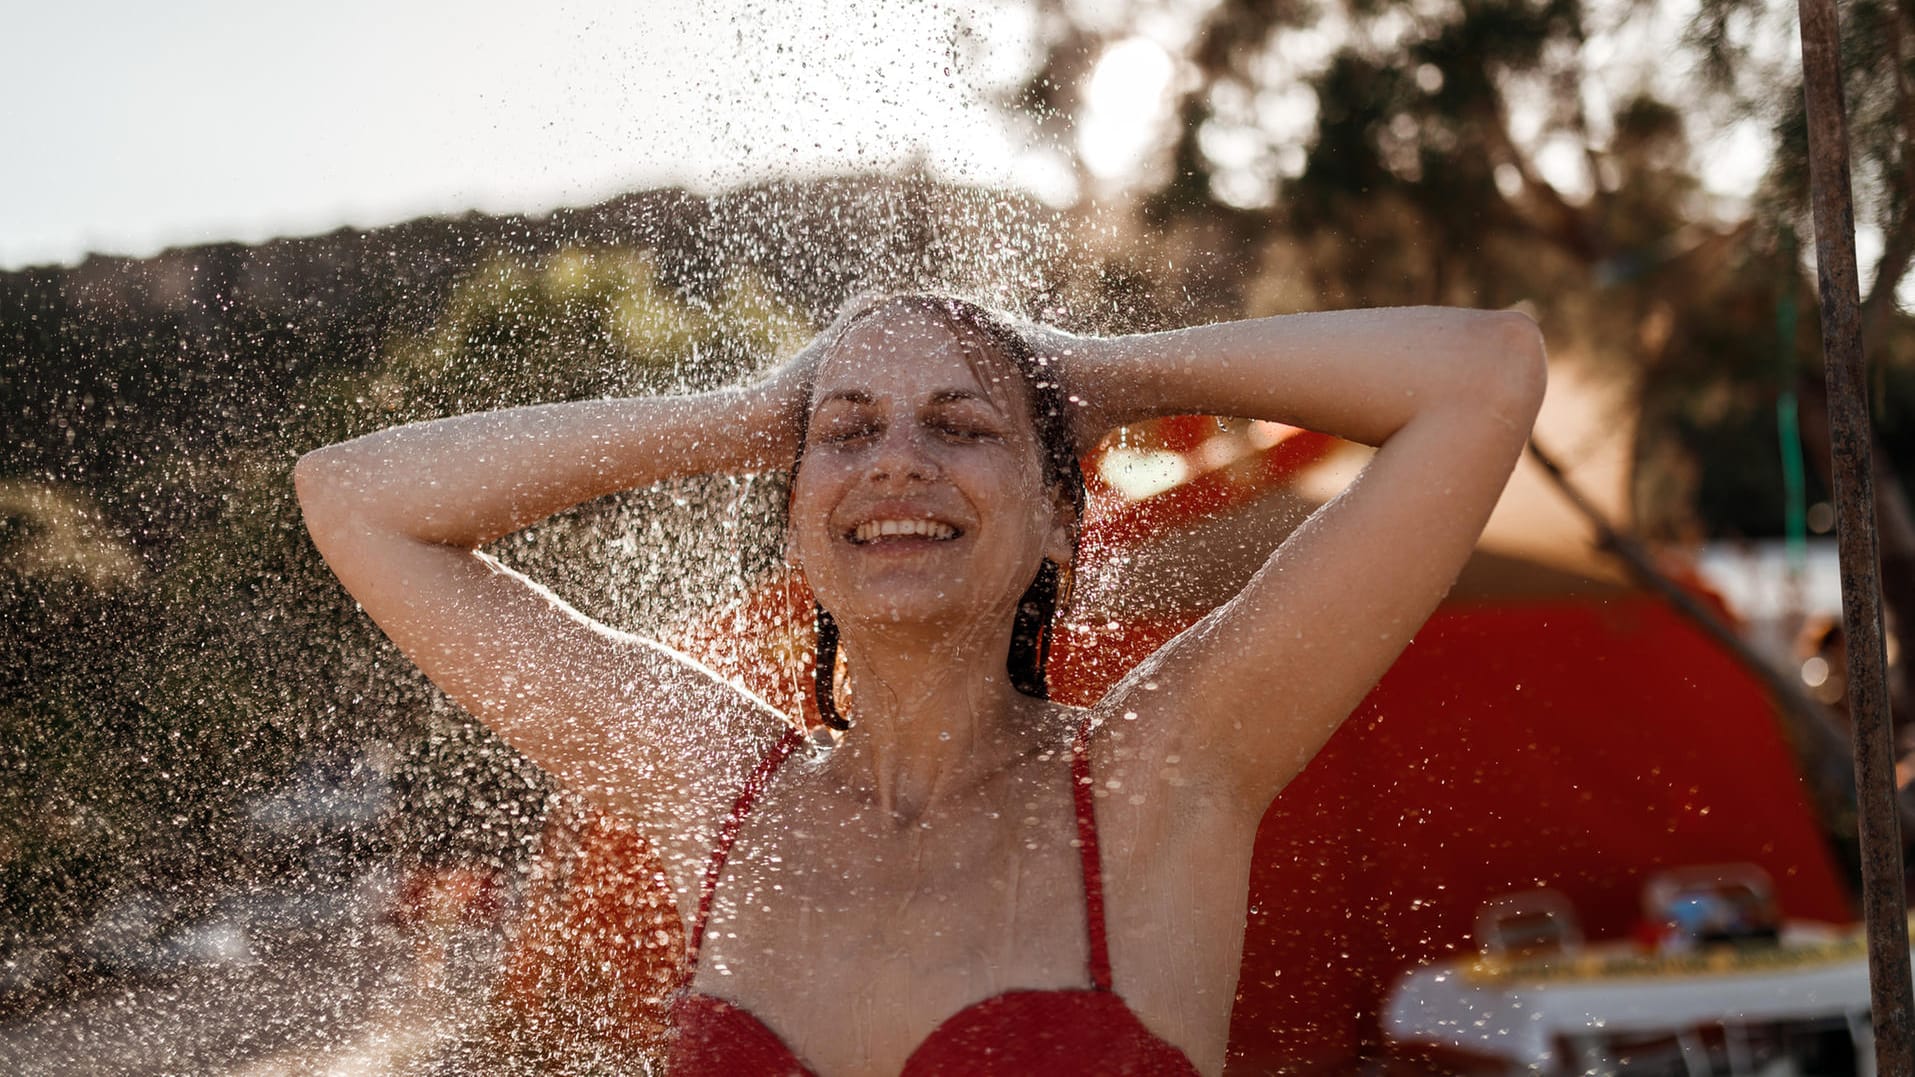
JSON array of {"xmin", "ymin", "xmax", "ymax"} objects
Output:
[
  {"xmin": 833, "ymin": 594, "xmax": 977, "ymax": 632},
  {"xmin": 821, "ymin": 578, "xmax": 1002, "ymax": 637}
]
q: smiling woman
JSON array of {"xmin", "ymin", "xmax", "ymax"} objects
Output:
[
  {"xmin": 294, "ymin": 291, "xmax": 1546, "ymax": 1075},
  {"xmin": 791, "ymin": 297, "xmax": 1083, "ymax": 733}
]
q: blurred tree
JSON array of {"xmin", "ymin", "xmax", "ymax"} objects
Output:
[
  {"xmin": 1012, "ymin": 0, "xmax": 1911, "ymax": 525},
  {"xmin": 1692, "ymin": 0, "xmax": 1911, "ymax": 345}
]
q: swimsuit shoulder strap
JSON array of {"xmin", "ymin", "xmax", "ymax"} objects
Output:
[
  {"xmin": 686, "ymin": 727, "xmax": 806, "ymax": 969},
  {"xmin": 1070, "ymin": 715, "xmax": 1114, "ymax": 992}
]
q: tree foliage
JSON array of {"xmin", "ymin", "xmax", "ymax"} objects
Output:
[{"xmin": 1012, "ymin": 0, "xmax": 1912, "ymax": 539}]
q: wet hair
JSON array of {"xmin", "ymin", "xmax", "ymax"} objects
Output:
[{"xmin": 791, "ymin": 294, "xmax": 1086, "ymax": 730}]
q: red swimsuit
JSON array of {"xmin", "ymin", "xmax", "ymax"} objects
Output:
[{"xmin": 668, "ymin": 718, "xmax": 1201, "ymax": 1076}]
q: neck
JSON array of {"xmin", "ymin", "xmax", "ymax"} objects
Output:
[{"xmin": 828, "ymin": 614, "xmax": 1039, "ymax": 821}]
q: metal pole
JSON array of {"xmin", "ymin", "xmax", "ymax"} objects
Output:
[{"xmin": 1795, "ymin": 0, "xmax": 1915, "ymax": 1065}]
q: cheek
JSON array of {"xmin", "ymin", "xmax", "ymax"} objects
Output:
[
  {"xmin": 786, "ymin": 453, "xmax": 866, "ymax": 565},
  {"xmin": 991, "ymin": 459, "xmax": 1053, "ymax": 535}
]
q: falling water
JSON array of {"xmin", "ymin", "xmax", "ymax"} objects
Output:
[{"xmin": 0, "ymin": 1, "xmax": 1205, "ymax": 1063}]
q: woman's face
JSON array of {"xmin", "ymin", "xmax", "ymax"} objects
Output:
[{"xmin": 789, "ymin": 309, "xmax": 1072, "ymax": 636}]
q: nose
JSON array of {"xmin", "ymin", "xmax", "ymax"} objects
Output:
[{"xmin": 867, "ymin": 424, "xmax": 938, "ymax": 485}]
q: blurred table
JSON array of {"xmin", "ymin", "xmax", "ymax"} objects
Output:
[{"xmin": 1384, "ymin": 924, "xmax": 1888, "ymax": 1074}]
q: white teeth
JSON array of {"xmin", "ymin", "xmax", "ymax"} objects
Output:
[{"xmin": 852, "ymin": 519, "xmax": 958, "ymax": 543}]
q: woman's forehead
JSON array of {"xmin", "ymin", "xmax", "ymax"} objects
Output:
[{"xmin": 813, "ymin": 313, "xmax": 1024, "ymax": 408}]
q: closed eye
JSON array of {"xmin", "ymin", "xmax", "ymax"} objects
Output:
[
  {"xmin": 933, "ymin": 420, "xmax": 998, "ymax": 442},
  {"xmin": 817, "ymin": 420, "xmax": 880, "ymax": 445},
  {"xmin": 924, "ymin": 400, "xmax": 1006, "ymax": 443}
]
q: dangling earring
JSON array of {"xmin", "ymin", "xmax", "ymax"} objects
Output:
[{"xmin": 814, "ymin": 603, "xmax": 850, "ymax": 731}]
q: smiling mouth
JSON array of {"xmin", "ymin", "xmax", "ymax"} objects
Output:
[{"xmin": 847, "ymin": 519, "xmax": 963, "ymax": 545}]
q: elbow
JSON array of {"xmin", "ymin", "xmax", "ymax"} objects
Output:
[
  {"xmin": 293, "ymin": 446, "xmax": 355, "ymax": 533},
  {"xmin": 292, "ymin": 447, "xmax": 330, "ymax": 510},
  {"xmin": 1476, "ymin": 309, "xmax": 1548, "ymax": 428}
]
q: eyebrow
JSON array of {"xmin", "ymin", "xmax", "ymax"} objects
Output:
[
  {"xmin": 815, "ymin": 389, "xmax": 874, "ymax": 407},
  {"xmin": 814, "ymin": 388, "xmax": 999, "ymax": 409},
  {"xmin": 927, "ymin": 389, "xmax": 996, "ymax": 407}
]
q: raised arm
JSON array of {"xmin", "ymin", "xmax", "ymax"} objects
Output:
[
  {"xmin": 294, "ymin": 372, "xmax": 808, "ymax": 857},
  {"xmin": 1055, "ymin": 307, "xmax": 1548, "ymax": 810}
]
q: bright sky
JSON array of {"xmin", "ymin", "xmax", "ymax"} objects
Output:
[
  {"xmin": 0, "ymin": 0, "xmax": 1066, "ymax": 269},
  {"xmin": 5, "ymin": 0, "xmax": 1899, "ymax": 305}
]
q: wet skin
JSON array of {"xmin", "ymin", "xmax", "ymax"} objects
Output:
[
  {"xmin": 790, "ymin": 313, "xmax": 1071, "ymax": 680},
  {"xmin": 296, "ymin": 298, "xmax": 1548, "ymax": 1076}
]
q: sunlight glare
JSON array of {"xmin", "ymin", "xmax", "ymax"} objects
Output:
[{"xmin": 1078, "ymin": 37, "xmax": 1176, "ymax": 182}]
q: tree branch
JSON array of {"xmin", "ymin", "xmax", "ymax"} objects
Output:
[
  {"xmin": 1860, "ymin": 10, "xmax": 1915, "ymax": 344},
  {"xmin": 1477, "ymin": 92, "xmax": 1600, "ymax": 260}
]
